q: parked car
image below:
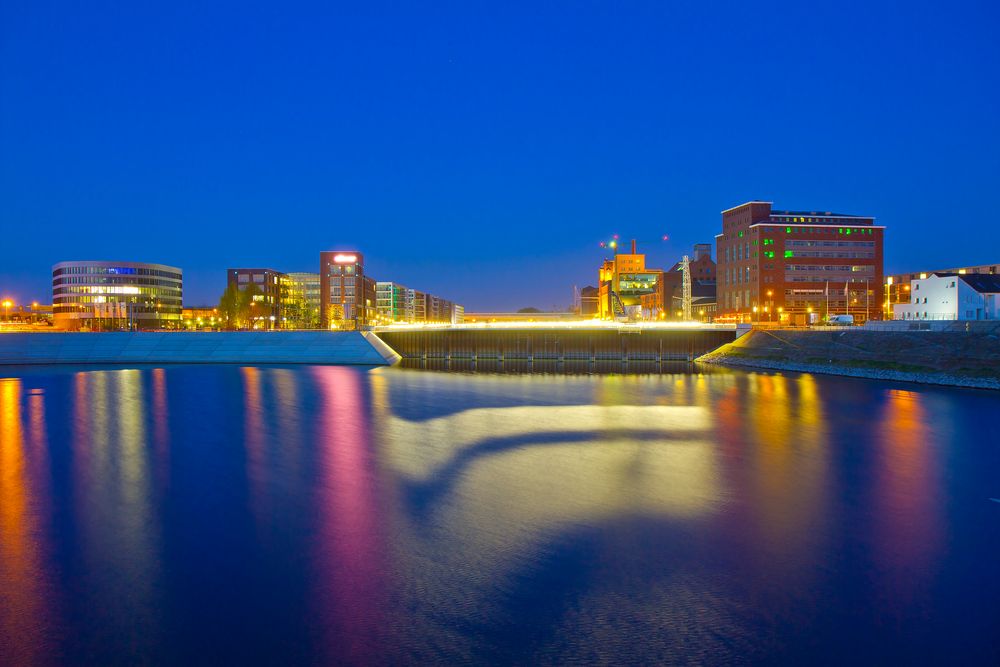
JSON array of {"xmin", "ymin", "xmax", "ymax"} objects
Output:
[{"xmin": 826, "ymin": 314, "xmax": 855, "ymax": 326}]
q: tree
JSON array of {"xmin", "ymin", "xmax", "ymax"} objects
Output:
[
  {"xmin": 517, "ymin": 307, "xmax": 542, "ymax": 313},
  {"xmin": 218, "ymin": 284, "xmax": 242, "ymax": 330},
  {"xmin": 241, "ymin": 283, "xmax": 262, "ymax": 329},
  {"xmin": 217, "ymin": 282, "xmax": 263, "ymax": 329}
]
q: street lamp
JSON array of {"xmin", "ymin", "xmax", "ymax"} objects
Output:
[{"xmin": 2, "ymin": 299, "xmax": 12, "ymax": 322}]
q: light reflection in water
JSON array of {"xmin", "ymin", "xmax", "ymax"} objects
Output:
[
  {"xmin": 241, "ymin": 367, "xmax": 270, "ymax": 526},
  {"xmin": 874, "ymin": 388, "xmax": 943, "ymax": 605},
  {"xmin": 366, "ymin": 371, "xmax": 723, "ymax": 660},
  {"xmin": 0, "ymin": 379, "xmax": 53, "ymax": 665},
  {"xmin": 736, "ymin": 373, "xmax": 831, "ymax": 595},
  {"xmin": 312, "ymin": 365, "xmax": 386, "ymax": 661},
  {"xmin": 71, "ymin": 369, "xmax": 161, "ymax": 657},
  {"xmin": 0, "ymin": 365, "xmax": 994, "ymax": 664},
  {"xmin": 150, "ymin": 368, "xmax": 170, "ymax": 487}
]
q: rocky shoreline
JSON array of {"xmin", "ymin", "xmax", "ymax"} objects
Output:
[{"xmin": 698, "ymin": 353, "xmax": 1000, "ymax": 391}]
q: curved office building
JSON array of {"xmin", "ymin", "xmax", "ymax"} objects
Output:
[{"xmin": 52, "ymin": 261, "xmax": 183, "ymax": 330}]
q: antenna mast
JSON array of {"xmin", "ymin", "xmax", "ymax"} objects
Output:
[{"xmin": 681, "ymin": 255, "xmax": 692, "ymax": 321}]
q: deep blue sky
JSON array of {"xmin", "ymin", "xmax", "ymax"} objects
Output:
[{"xmin": 2, "ymin": 0, "xmax": 998, "ymax": 310}]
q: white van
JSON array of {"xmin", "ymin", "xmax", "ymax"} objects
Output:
[{"xmin": 826, "ymin": 314, "xmax": 855, "ymax": 326}]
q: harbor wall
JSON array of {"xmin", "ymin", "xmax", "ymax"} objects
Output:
[
  {"xmin": 375, "ymin": 327, "xmax": 738, "ymax": 363},
  {"xmin": 0, "ymin": 331, "xmax": 401, "ymax": 366}
]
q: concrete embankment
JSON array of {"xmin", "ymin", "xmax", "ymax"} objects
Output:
[
  {"xmin": 698, "ymin": 326, "xmax": 1000, "ymax": 389},
  {"xmin": 0, "ymin": 331, "xmax": 401, "ymax": 366}
]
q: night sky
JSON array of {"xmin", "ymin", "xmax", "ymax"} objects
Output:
[{"xmin": 2, "ymin": 0, "xmax": 998, "ymax": 310}]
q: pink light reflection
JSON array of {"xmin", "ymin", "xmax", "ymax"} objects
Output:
[{"xmin": 311, "ymin": 366, "xmax": 386, "ymax": 662}]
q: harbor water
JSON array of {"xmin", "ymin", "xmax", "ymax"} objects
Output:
[{"xmin": 0, "ymin": 364, "xmax": 998, "ymax": 664}]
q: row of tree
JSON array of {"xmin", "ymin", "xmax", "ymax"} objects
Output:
[{"xmin": 216, "ymin": 283, "xmax": 322, "ymax": 329}]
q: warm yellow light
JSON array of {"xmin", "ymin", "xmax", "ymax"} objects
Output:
[
  {"xmin": 1, "ymin": 300, "xmax": 11, "ymax": 308},
  {"xmin": 752, "ymin": 306, "xmax": 758, "ymax": 313},
  {"xmin": 887, "ymin": 277, "xmax": 894, "ymax": 286}
]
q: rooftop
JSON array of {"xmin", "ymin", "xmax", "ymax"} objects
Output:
[
  {"xmin": 959, "ymin": 274, "xmax": 1000, "ymax": 293},
  {"xmin": 770, "ymin": 210, "xmax": 872, "ymax": 219}
]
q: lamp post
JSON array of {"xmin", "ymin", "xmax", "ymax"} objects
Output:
[{"xmin": 2, "ymin": 299, "xmax": 11, "ymax": 322}]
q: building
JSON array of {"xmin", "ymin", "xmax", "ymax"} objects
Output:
[
  {"xmin": 893, "ymin": 273, "xmax": 1000, "ymax": 321},
  {"xmin": 579, "ymin": 286, "xmax": 600, "ymax": 316},
  {"xmin": 716, "ymin": 201, "xmax": 884, "ymax": 324},
  {"xmin": 320, "ymin": 251, "xmax": 376, "ymax": 329},
  {"xmin": 52, "ymin": 260, "xmax": 182, "ymax": 330},
  {"xmin": 227, "ymin": 268, "xmax": 295, "ymax": 328},
  {"xmin": 182, "ymin": 307, "xmax": 220, "ymax": 329},
  {"xmin": 376, "ymin": 282, "xmax": 409, "ymax": 323},
  {"xmin": 885, "ymin": 262, "xmax": 1000, "ymax": 319},
  {"xmin": 641, "ymin": 246, "xmax": 717, "ymax": 321},
  {"xmin": 598, "ymin": 240, "xmax": 662, "ymax": 319},
  {"xmin": 288, "ymin": 272, "xmax": 321, "ymax": 328}
]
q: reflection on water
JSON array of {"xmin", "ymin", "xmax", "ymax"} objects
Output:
[
  {"xmin": 0, "ymin": 379, "xmax": 54, "ymax": 664},
  {"xmin": 0, "ymin": 365, "xmax": 998, "ymax": 663}
]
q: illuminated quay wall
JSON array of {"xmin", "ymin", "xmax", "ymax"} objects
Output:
[
  {"xmin": 374, "ymin": 323, "xmax": 738, "ymax": 363},
  {"xmin": 52, "ymin": 261, "xmax": 182, "ymax": 331}
]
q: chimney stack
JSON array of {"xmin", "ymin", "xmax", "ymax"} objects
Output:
[{"xmin": 631, "ymin": 239, "xmax": 637, "ymax": 254}]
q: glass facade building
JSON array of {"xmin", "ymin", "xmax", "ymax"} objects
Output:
[
  {"xmin": 288, "ymin": 272, "xmax": 321, "ymax": 328},
  {"xmin": 52, "ymin": 261, "xmax": 183, "ymax": 330}
]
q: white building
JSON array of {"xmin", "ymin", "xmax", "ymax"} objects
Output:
[{"xmin": 893, "ymin": 273, "xmax": 1000, "ymax": 321}]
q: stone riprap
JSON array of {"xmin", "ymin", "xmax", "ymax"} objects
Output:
[
  {"xmin": 699, "ymin": 328, "xmax": 1000, "ymax": 390},
  {"xmin": 0, "ymin": 331, "xmax": 401, "ymax": 366}
]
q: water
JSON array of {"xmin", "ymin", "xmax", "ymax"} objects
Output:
[{"xmin": 1, "ymin": 364, "xmax": 998, "ymax": 665}]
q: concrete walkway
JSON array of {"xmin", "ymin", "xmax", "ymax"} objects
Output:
[{"xmin": 0, "ymin": 331, "xmax": 401, "ymax": 366}]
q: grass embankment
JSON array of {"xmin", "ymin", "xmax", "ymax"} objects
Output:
[{"xmin": 699, "ymin": 329, "xmax": 1000, "ymax": 389}]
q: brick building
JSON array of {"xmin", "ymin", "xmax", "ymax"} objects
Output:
[{"xmin": 716, "ymin": 201, "xmax": 884, "ymax": 324}]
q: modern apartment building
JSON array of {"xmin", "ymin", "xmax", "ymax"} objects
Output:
[
  {"xmin": 52, "ymin": 260, "xmax": 183, "ymax": 330},
  {"xmin": 320, "ymin": 251, "xmax": 376, "ymax": 329},
  {"xmin": 716, "ymin": 201, "xmax": 884, "ymax": 323},
  {"xmin": 376, "ymin": 282, "xmax": 409, "ymax": 323}
]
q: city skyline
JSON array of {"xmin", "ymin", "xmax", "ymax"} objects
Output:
[{"xmin": 2, "ymin": 1, "xmax": 999, "ymax": 310}]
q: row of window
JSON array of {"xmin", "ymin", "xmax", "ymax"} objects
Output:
[
  {"xmin": 786, "ymin": 240, "xmax": 876, "ymax": 248},
  {"xmin": 54, "ymin": 286, "xmax": 179, "ymax": 297},
  {"xmin": 54, "ymin": 298, "xmax": 181, "ymax": 308},
  {"xmin": 786, "ymin": 265, "xmax": 874, "ymax": 273},
  {"xmin": 54, "ymin": 266, "xmax": 181, "ymax": 280},
  {"xmin": 53, "ymin": 276, "xmax": 181, "ymax": 287},
  {"xmin": 786, "ymin": 276, "xmax": 874, "ymax": 283}
]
